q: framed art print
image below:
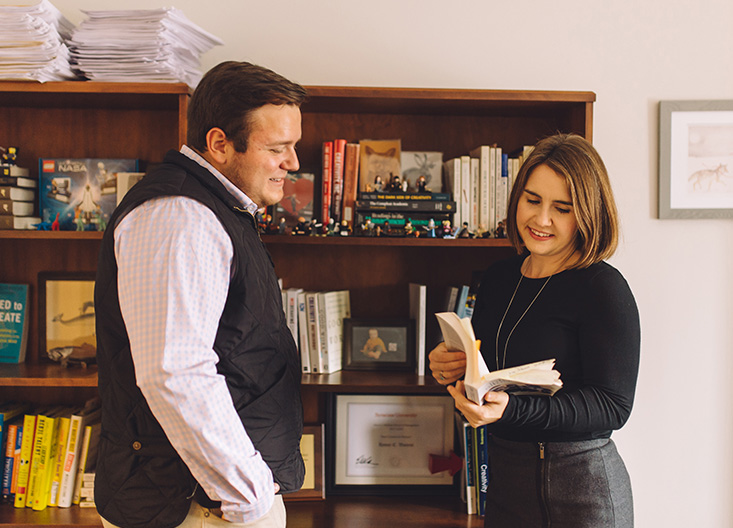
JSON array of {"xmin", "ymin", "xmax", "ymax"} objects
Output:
[
  {"xmin": 659, "ymin": 100, "xmax": 733, "ymax": 219},
  {"xmin": 342, "ymin": 318, "xmax": 415, "ymax": 371},
  {"xmin": 39, "ymin": 271, "xmax": 97, "ymax": 366}
]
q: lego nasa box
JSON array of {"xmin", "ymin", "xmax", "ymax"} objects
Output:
[{"xmin": 40, "ymin": 158, "xmax": 138, "ymax": 230}]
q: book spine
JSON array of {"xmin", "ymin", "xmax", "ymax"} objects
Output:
[
  {"xmin": 57, "ymin": 415, "xmax": 82, "ymax": 508},
  {"xmin": 331, "ymin": 139, "xmax": 347, "ymax": 223},
  {"xmin": 470, "ymin": 157, "xmax": 479, "ymax": 232},
  {"xmin": 25, "ymin": 415, "xmax": 48, "ymax": 508},
  {"xmin": 355, "ymin": 199, "xmax": 456, "ymax": 212},
  {"xmin": 10, "ymin": 424, "xmax": 22, "ymax": 496},
  {"xmin": 358, "ymin": 191, "xmax": 451, "ymax": 201},
  {"xmin": 1, "ymin": 422, "xmax": 17, "ymax": 501},
  {"xmin": 408, "ymin": 283, "xmax": 427, "ymax": 377},
  {"xmin": 476, "ymin": 426, "xmax": 489, "ymax": 517},
  {"xmin": 321, "ymin": 141, "xmax": 333, "ymax": 224},
  {"xmin": 316, "ymin": 293, "xmax": 330, "ymax": 372},
  {"xmin": 47, "ymin": 416, "xmax": 70, "ymax": 507},
  {"xmin": 305, "ymin": 293, "xmax": 323, "ymax": 373},
  {"xmin": 72, "ymin": 425, "xmax": 93, "ymax": 505},
  {"xmin": 464, "ymin": 422, "xmax": 477, "ymax": 515},
  {"xmin": 32, "ymin": 416, "xmax": 56, "ymax": 510},
  {"xmin": 297, "ymin": 292, "xmax": 310, "ymax": 373},
  {"xmin": 355, "ymin": 211, "xmax": 451, "ymax": 227},
  {"xmin": 341, "ymin": 143, "xmax": 360, "ymax": 226},
  {"xmin": 13, "ymin": 414, "xmax": 35, "ymax": 508}
]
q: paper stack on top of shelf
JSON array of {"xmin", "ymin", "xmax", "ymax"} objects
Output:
[
  {"xmin": 67, "ymin": 8, "xmax": 223, "ymax": 88},
  {"xmin": 0, "ymin": 0, "xmax": 77, "ymax": 82}
]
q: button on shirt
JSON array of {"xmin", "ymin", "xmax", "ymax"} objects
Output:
[{"xmin": 114, "ymin": 146, "xmax": 274, "ymax": 523}]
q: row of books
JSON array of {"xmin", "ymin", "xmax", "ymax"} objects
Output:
[
  {"xmin": 282, "ymin": 288, "xmax": 351, "ymax": 374},
  {"xmin": 445, "ymin": 144, "xmax": 534, "ymax": 237},
  {"xmin": 455, "ymin": 413, "xmax": 490, "ymax": 516},
  {"xmin": 0, "ymin": 153, "xmax": 38, "ymax": 230},
  {"xmin": 0, "ymin": 398, "xmax": 101, "ymax": 510}
]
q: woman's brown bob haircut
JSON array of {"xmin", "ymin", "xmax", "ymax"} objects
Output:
[
  {"xmin": 506, "ymin": 133, "xmax": 619, "ymax": 268},
  {"xmin": 187, "ymin": 61, "xmax": 307, "ymax": 154}
]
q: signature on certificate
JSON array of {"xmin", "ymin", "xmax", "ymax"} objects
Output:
[{"xmin": 356, "ymin": 455, "xmax": 378, "ymax": 465}]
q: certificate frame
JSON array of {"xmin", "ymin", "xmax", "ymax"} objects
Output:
[
  {"xmin": 284, "ymin": 424, "xmax": 325, "ymax": 501},
  {"xmin": 658, "ymin": 100, "xmax": 733, "ymax": 219},
  {"xmin": 327, "ymin": 394, "xmax": 455, "ymax": 495},
  {"xmin": 38, "ymin": 271, "xmax": 97, "ymax": 366}
]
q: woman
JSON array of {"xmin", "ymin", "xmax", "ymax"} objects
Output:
[{"xmin": 429, "ymin": 133, "xmax": 640, "ymax": 527}]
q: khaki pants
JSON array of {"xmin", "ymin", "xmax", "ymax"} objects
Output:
[{"xmin": 100, "ymin": 496, "xmax": 286, "ymax": 528}]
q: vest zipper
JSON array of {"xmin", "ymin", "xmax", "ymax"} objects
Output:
[{"xmin": 538, "ymin": 442, "xmax": 550, "ymax": 527}]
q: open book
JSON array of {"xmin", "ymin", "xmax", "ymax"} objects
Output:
[{"xmin": 435, "ymin": 312, "xmax": 563, "ymax": 405}]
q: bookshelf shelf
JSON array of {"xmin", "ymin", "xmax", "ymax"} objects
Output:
[{"xmin": 0, "ymin": 81, "xmax": 593, "ymax": 527}]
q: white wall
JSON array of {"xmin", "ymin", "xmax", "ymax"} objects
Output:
[{"xmin": 15, "ymin": 0, "xmax": 733, "ymax": 525}]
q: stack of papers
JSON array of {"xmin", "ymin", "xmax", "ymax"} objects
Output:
[
  {"xmin": 68, "ymin": 8, "xmax": 223, "ymax": 87},
  {"xmin": 0, "ymin": 0, "xmax": 77, "ymax": 82}
]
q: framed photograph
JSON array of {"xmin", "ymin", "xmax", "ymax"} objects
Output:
[
  {"xmin": 343, "ymin": 318, "xmax": 415, "ymax": 371},
  {"xmin": 284, "ymin": 424, "xmax": 325, "ymax": 501},
  {"xmin": 39, "ymin": 271, "xmax": 96, "ymax": 366},
  {"xmin": 327, "ymin": 394, "xmax": 455, "ymax": 494},
  {"xmin": 659, "ymin": 100, "xmax": 733, "ymax": 219}
]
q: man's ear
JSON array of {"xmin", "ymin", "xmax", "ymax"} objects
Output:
[{"xmin": 204, "ymin": 128, "xmax": 232, "ymax": 165}]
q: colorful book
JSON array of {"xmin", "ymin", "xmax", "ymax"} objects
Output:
[
  {"xmin": 1, "ymin": 420, "xmax": 19, "ymax": 502},
  {"xmin": 321, "ymin": 141, "xmax": 332, "ymax": 224},
  {"xmin": 0, "ymin": 283, "xmax": 30, "ymax": 363},
  {"xmin": 10, "ymin": 424, "xmax": 23, "ymax": 499},
  {"xmin": 29, "ymin": 414, "xmax": 58, "ymax": 511},
  {"xmin": 340, "ymin": 142, "xmax": 360, "ymax": 226},
  {"xmin": 47, "ymin": 413, "xmax": 72, "ymax": 507},
  {"xmin": 358, "ymin": 191, "xmax": 451, "ymax": 201},
  {"xmin": 355, "ymin": 199, "xmax": 456, "ymax": 213},
  {"xmin": 331, "ymin": 139, "xmax": 347, "ymax": 223},
  {"xmin": 476, "ymin": 425, "xmax": 489, "ymax": 517},
  {"xmin": 13, "ymin": 414, "xmax": 36, "ymax": 508}
]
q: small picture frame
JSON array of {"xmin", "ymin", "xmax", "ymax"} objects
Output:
[
  {"xmin": 39, "ymin": 271, "xmax": 97, "ymax": 366},
  {"xmin": 284, "ymin": 424, "xmax": 325, "ymax": 501},
  {"xmin": 343, "ymin": 318, "xmax": 415, "ymax": 371},
  {"xmin": 658, "ymin": 100, "xmax": 733, "ymax": 219}
]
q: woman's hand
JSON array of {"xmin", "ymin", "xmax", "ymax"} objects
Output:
[
  {"xmin": 429, "ymin": 342, "xmax": 467, "ymax": 385},
  {"xmin": 447, "ymin": 381, "xmax": 509, "ymax": 429}
]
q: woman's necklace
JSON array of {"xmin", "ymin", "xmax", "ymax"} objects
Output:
[{"xmin": 495, "ymin": 272, "xmax": 552, "ymax": 370}]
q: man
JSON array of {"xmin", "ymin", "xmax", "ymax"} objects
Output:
[{"xmin": 94, "ymin": 62, "xmax": 307, "ymax": 528}]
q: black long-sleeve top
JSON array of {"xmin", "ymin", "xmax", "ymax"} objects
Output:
[{"xmin": 471, "ymin": 255, "xmax": 640, "ymax": 443}]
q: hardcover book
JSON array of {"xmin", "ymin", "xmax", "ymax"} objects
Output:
[
  {"xmin": 435, "ymin": 312, "xmax": 562, "ymax": 405},
  {"xmin": 0, "ymin": 186, "xmax": 35, "ymax": 202},
  {"xmin": 0, "ymin": 283, "xmax": 29, "ymax": 363},
  {"xmin": 358, "ymin": 191, "xmax": 451, "ymax": 201},
  {"xmin": 39, "ymin": 158, "xmax": 139, "ymax": 231},
  {"xmin": 355, "ymin": 199, "xmax": 456, "ymax": 212}
]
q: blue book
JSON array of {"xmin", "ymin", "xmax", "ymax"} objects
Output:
[{"xmin": 0, "ymin": 284, "xmax": 29, "ymax": 363}]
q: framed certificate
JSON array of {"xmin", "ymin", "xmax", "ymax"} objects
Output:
[
  {"xmin": 285, "ymin": 424, "xmax": 325, "ymax": 501},
  {"xmin": 328, "ymin": 394, "xmax": 455, "ymax": 494}
]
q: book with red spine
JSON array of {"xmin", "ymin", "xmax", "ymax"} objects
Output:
[
  {"xmin": 321, "ymin": 141, "xmax": 333, "ymax": 224},
  {"xmin": 341, "ymin": 143, "xmax": 360, "ymax": 227},
  {"xmin": 330, "ymin": 139, "xmax": 347, "ymax": 224}
]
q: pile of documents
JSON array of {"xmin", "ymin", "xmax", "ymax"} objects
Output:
[
  {"xmin": 0, "ymin": 0, "xmax": 77, "ymax": 82},
  {"xmin": 68, "ymin": 8, "xmax": 223, "ymax": 87}
]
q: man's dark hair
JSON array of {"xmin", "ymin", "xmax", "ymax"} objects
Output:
[{"xmin": 187, "ymin": 61, "xmax": 307, "ymax": 153}]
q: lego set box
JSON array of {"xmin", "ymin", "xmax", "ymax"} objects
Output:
[{"xmin": 40, "ymin": 158, "xmax": 138, "ymax": 230}]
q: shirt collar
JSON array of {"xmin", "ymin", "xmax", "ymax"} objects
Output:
[{"xmin": 180, "ymin": 145, "xmax": 260, "ymax": 216}]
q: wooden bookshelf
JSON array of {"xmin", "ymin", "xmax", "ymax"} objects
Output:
[{"xmin": 0, "ymin": 81, "xmax": 593, "ymax": 526}]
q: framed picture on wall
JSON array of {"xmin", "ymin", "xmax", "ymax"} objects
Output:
[
  {"xmin": 342, "ymin": 318, "xmax": 415, "ymax": 371},
  {"xmin": 658, "ymin": 100, "xmax": 733, "ymax": 219},
  {"xmin": 39, "ymin": 271, "xmax": 97, "ymax": 367}
]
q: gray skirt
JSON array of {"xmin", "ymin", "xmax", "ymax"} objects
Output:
[{"xmin": 485, "ymin": 435, "xmax": 633, "ymax": 528}]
